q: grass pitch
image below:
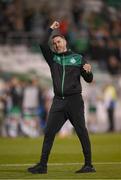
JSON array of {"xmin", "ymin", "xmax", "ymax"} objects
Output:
[{"xmin": 0, "ymin": 133, "xmax": 121, "ymax": 179}]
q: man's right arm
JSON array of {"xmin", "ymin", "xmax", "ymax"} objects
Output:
[
  {"xmin": 40, "ymin": 28, "xmax": 53, "ymax": 66},
  {"xmin": 40, "ymin": 21, "xmax": 60, "ymax": 66}
]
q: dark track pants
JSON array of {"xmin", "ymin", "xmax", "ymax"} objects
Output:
[
  {"xmin": 40, "ymin": 94, "xmax": 92, "ymax": 167},
  {"xmin": 107, "ymin": 107, "xmax": 114, "ymax": 131}
]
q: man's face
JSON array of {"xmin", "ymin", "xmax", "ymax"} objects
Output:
[{"xmin": 52, "ymin": 36, "xmax": 67, "ymax": 53}]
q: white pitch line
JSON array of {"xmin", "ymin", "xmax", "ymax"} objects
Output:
[{"xmin": 0, "ymin": 162, "xmax": 121, "ymax": 167}]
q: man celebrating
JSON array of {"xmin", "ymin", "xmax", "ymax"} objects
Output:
[{"xmin": 28, "ymin": 21, "xmax": 96, "ymax": 174}]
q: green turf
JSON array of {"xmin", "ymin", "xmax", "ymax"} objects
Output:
[{"xmin": 0, "ymin": 133, "xmax": 121, "ymax": 179}]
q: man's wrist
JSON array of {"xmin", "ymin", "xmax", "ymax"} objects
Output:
[
  {"xmin": 48, "ymin": 28, "xmax": 53, "ymax": 33},
  {"xmin": 50, "ymin": 26, "xmax": 53, "ymax": 30}
]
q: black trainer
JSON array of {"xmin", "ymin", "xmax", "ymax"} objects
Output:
[
  {"xmin": 75, "ymin": 165, "xmax": 96, "ymax": 173},
  {"xmin": 28, "ymin": 163, "xmax": 47, "ymax": 174}
]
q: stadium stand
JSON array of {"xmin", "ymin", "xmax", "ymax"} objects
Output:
[{"xmin": 0, "ymin": 0, "xmax": 121, "ymax": 136}]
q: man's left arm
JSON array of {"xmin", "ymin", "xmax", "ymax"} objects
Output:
[{"xmin": 80, "ymin": 62, "xmax": 93, "ymax": 83}]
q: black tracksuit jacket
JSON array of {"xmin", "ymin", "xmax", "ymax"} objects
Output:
[{"xmin": 40, "ymin": 29, "xmax": 93, "ymax": 98}]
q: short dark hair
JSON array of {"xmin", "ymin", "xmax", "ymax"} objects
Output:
[{"xmin": 51, "ymin": 34, "xmax": 66, "ymax": 40}]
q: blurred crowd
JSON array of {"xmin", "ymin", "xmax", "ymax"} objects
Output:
[
  {"xmin": 0, "ymin": 77, "xmax": 50, "ymax": 137},
  {"xmin": 0, "ymin": 75, "xmax": 121, "ymax": 137},
  {"xmin": 0, "ymin": 0, "xmax": 121, "ymax": 75},
  {"xmin": 0, "ymin": 0, "xmax": 121, "ymax": 137}
]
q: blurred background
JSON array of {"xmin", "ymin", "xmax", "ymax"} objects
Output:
[{"xmin": 0, "ymin": 0, "xmax": 121, "ymax": 138}]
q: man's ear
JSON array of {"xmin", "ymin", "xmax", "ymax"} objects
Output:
[{"xmin": 63, "ymin": 39, "xmax": 67, "ymax": 46}]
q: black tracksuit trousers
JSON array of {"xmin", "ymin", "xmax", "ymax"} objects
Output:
[{"xmin": 40, "ymin": 94, "xmax": 92, "ymax": 167}]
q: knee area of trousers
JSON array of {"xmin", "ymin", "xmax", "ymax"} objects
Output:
[
  {"xmin": 76, "ymin": 126, "xmax": 88, "ymax": 133},
  {"xmin": 44, "ymin": 130, "xmax": 55, "ymax": 138}
]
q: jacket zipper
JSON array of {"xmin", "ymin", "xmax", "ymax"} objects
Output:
[{"xmin": 61, "ymin": 55, "xmax": 65, "ymax": 99}]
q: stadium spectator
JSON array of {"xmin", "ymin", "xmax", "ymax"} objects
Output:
[
  {"xmin": 107, "ymin": 56, "xmax": 120, "ymax": 75},
  {"xmin": 59, "ymin": 16, "xmax": 70, "ymax": 38},
  {"xmin": 24, "ymin": 8, "xmax": 35, "ymax": 32},
  {"xmin": 6, "ymin": 77, "xmax": 23, "ymax": 137},
  {"xmin": 87, "ymin": 81, "xmax": 98, "ymax": 133},
  {"xmin": 107, "ymin": 39, "xmax": 120, "ymax": 60},
  {"xmin": 21, "ymin": 79, "xmax": 41, "ymax": 137},
  {"xmin": 0, "ymin": 80, "xmax": 6, "ymax": 136},
  {"xmin": 103, "ymin": 83, "xmax": 117, "ymax": 132},
  {"xmin": 71, "ymin": 0, "xmax": 84, "ymax": 28}
]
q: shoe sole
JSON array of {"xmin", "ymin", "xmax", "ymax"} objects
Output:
[
  {"xmin": 28, "ymin": 169, "xmax": 47, "ymax": 174},
  {"xmin": 75, "ymin": 169, "xmax": 96, "ymax": 173}
]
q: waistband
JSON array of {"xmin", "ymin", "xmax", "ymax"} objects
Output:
[{"xmin": 54, "ymin": 93, "xmax": 82, "ymax": 100}]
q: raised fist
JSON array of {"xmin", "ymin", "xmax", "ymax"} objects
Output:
[{"xmin": 50, "ymin": 21, "xmax": 60, "ymax": 30}]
